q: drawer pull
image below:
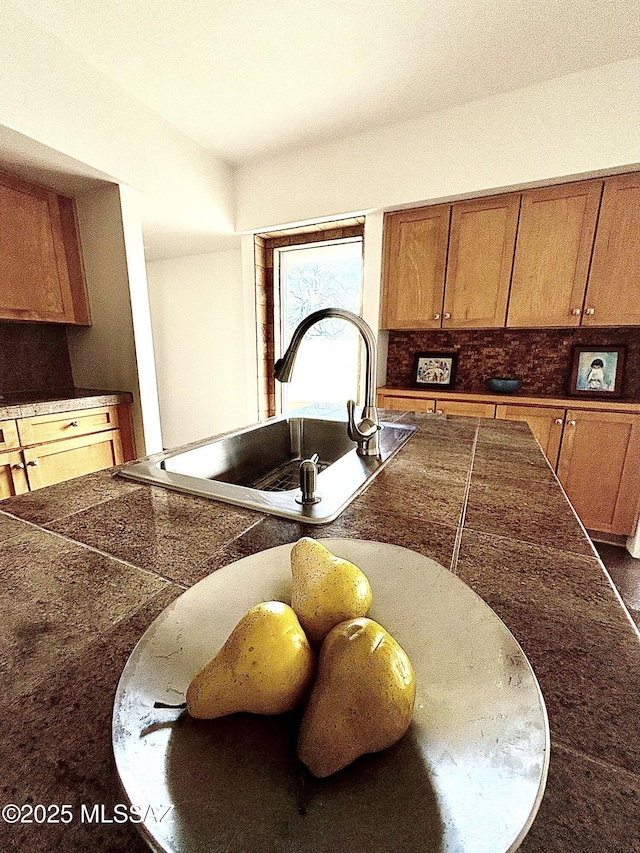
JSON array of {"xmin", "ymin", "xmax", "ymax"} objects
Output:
[
  {"xmin": 567, "ymin": 420, "xmax": 576, "ymax": 427},
  {"xmin": 570, "ymin": 308, "xmax": 581, "ymax": 316},
  {"xmin": 443, "ymin": 312, "xmax": 451, "ymax": 320},
  {"xmin": 554, "ymin": 418, "xmax": 563, "ymax": 425},
  {"xmin": 27, "ymin": 459, "xmax": 39, "ymax": 467},
  {"xmin": 433, "ymin": 313, "xmax": 441, "ymax": 321},
  {"xmin": 584, "ymin": 308, "xmax": 595, "ymax": 316},
  {"xmin": 69, "ymin": 420, "xmax": 79, "ymax": 427},
  {"xmin": 436, "ymin": 409, "xmax": 443, "ymax": 415},
  {"xmin": 12, "ymin": 462, "xmax": 25, "ymax": 470}
]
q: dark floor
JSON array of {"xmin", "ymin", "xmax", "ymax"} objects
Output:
[{"xmin": 595, "ymin": 542, "xmax": 640, "ymax": 630}]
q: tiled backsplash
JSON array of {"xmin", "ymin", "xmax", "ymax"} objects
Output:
[
  {"xmin": 386, "ymin": 328, "xmax": 640, "ymax": 399},
  {"xmin": 0, "ymin": 322, "xmax": 73, "ymax": 394}
]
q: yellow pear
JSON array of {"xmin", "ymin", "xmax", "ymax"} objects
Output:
[
  {"xmin": 291, "ymin": 538, "xmax": 372, "ymax": 646},
  {"xmin": 186, "ymin": 601, "xmax": 314, "ymax": 719},
  {"xmin": 297, "ymin": 617, "xmax": 416, "ymax": 777}
]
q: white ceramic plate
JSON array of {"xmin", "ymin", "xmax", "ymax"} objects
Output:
[{"xmin": 112, "ymin": 539, "xmax": 549, "ymax": 853}]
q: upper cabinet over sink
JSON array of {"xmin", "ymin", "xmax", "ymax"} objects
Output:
[
  {"xmin": 380, "ymin": 171, "xmax": 640, "ymax": 331},
  {"xmin": 0, "ymin": 172, "xmax": 91, "ymax": 325}
]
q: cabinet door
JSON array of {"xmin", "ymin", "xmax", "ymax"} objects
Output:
[
  {"xmin": 381, "ymin": 206, "xmax": 450, "ymax": 329},
  {"xmin": 496, "ymin": 404, "xmax": 565, "ymax": 468},
  {"xmin": 583, "ymin": 173, "xmax": 640, "ymax": 326},
  {"xmin": 557, "ymin": 410, "xmax": 640, "ymax": 536},
  {"xmin": 23, "ymin": 430, "xmax": 124, "ymax": 490},
  {"xmin": 444, "ymin": 194, "xmax": 520, "ymax": 328},
  {"xmin": 377, "ymin": 394, "xmax": 436, "ymax": 413},
  {"xmin": 0, "ymin": 419, "xmax": 19, "ymax": 452},
  {"xmin": 435, "ymin": 400, "xmax": 496, "ymax": 418},
  {"xmin": 0, "ymin": 172, "xmax": 90, "ymax": 325},
  {"xmin": 0, "ymin": 450, "xmax": 29, "ymax": 498},
  {"xmin": 17, "ymin": 405, "xmax": 120, "ymax": 446},
  {"xmin": 506, "ymin": 180, "xmax": 602, "ymax": 328}
]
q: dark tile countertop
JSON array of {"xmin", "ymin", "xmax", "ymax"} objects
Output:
[
  {"xmin": 0, "ymin": 387, "xmax": 134, "ymax": 419},
  {"xmin": 0, "ymin": 413, "xmax": 639, "ymax": 852}
]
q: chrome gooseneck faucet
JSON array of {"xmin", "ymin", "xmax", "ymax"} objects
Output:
[{"xmin": 274, "ymin": 308, "xmax": 381, "ymax": 456}]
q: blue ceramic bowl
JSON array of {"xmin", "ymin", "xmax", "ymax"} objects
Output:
[{"xmin": 488, "ymin": 378, "xmax": 522, "ymax": 394}]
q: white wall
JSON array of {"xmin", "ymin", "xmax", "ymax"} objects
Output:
[
  {"xmin": 0, "ymin": 2, "xmax": 234, "ymax": 260},
  {"xmin": 146, "ymin": 246, "xmax": 253, "ymax": 449},
  {"xmin": 67, "ymin": 185, "xmax": 162, "ymax": 455},
  {"xmin": 235, "ymin": 57, "xmax": 640, "ymax": 232}
]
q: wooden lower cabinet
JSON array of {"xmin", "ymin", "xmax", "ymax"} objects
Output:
[
  {"xmin": 0, "ymin": 450, "xmax": 29, "ymax": 498},
  {"xmin": 557, "ymin": 410, "xmax": 640, "ymax": 536},
  {"xmin": 378, "ymin": 395, "xmax": 495, "ymax": 418},
  {"xmin": 434, "ymin": 400, "xmax": 495, "ymax": 418},
  {"xmin": 378, "ymin": 389, "xmax": 640, "ymax": 537},
  {"xmin": 0, "ymin": 403, "xmax": 134, "ymax": 497},
  {"xmin": 22, "ymin": 429, "xmax": 123, "ymax": 490},
  {"xmin": 496, "ymin": 404, "xmax": 565, "ymax": 468}
]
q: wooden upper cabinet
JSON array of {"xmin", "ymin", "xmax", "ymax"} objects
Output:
[
  {"xmin": 0, "ymin": 172, "xmax": 90, "ymax": 325},
  {"xmin": 583, "ymin": 172, "xmax": 640, "ymax": 326},
  {"xmin": 381, "ymin": 205, "xmax": 450, "ymax": 329},
  {"xmin": 444, "ymin": 193, "xmax": 520, "ymax": 328},
  {"xmin": 506, "ymin": 180, "xmax": 602, "ymax": 328}
]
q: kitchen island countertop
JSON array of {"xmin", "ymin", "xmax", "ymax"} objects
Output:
[{"xmin": 0, "ymin": 411, "xmax": 638, "ymax": 852}]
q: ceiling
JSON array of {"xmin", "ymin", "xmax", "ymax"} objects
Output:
[{"xmin": 14, "ymin": 0, "xmax": 640, "ymax": 165}]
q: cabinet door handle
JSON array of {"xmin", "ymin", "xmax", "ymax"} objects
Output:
[
  {"xmin": 584, "ymin": 308, "xmax": 595, "ymax": 316},
  {"xmin": 12, "ymin": 462, "xmax": 25, "ymax": 470},
  {"xmin": 69, "ymin": 420, "xmax": 79, "ymax": 427},
  {"xmin": 436, "ymin": 409, "xmax": 443, "ymax": 415},
  {"xmin": 427, "ymin": 408, "xmax": 434, "ymax": 414},
  {"xmin": 554, "ymin": 418, "xmax": 563, "ymax": 425},
  {"xmin": 433, "ymin": 313, "xmax": 441, "ymax": 320},
  {"xmin": 27, "ymin": 459, "xmax": 39, "ymax": 466},
  {"xmin": 567, "ymin": 420, "xmax": 576, "ymax": 427},
  {"xmin": 443, "ymin": 312, "xmax": 451, "ymax": 319},
  {"xmin": 570, "ymin": 308, "xmax": 581, "ymax": 316}
]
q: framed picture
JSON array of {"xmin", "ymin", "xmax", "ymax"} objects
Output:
[
  {"xmin": 412, "ymin": 351, "xmax": 458, "ymax": 390},
  {"xmin": 569, "ymin": 346, "xmax": 626, "ymax": 398}
]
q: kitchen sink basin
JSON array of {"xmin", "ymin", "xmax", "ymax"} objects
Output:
[{"xmin": 118, "ymin": 415, "xmax": 415, "ymax": 524}]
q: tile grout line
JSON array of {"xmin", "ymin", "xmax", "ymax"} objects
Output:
[
  {"xmin": 2, "ymin": 510, "xmax": 188, "ymax": 589},
  {"xmin": 552, "ymin": 738, "xmax": 640, "ymax": 786},
  {"xmin": 449, "ymin": 422, "xmax": 480, "ymax": 574}
]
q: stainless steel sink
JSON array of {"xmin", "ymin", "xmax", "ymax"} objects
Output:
[{"xmin": 118, "ymin": 415, "xmax": 415, "ymax": 524}]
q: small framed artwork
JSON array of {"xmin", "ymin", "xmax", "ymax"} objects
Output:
[
  {"xmin": 569, "ymin": 346, "xmax": 626, "ymax": 398},
  {"xmin": 412, "ymin": 351, "xmax": 458, "ymax": 390}
]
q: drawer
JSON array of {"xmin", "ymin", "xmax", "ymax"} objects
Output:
[
  {"xmin": 435, "ymin": 400, "xmax": 496, "ymax": 418},
  {"xmin": 22, "ymin": 429, "xmax": 124, "ymax": 490},
  {"xmin": 0, "ymin": 449, "xmax": 29, "ymax": 498},
  {"xmin": 16, "ymin": 406, "xmax": 120, "ymax": 446},
  {"xmin": 0, "ymin": 419, "xmax": 19, "ymax": 451}
]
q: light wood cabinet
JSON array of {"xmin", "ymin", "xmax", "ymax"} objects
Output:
[
  {"xmin": 557, "ymin": 410, "xmax": 640, "ymax": 536},
  {"xmin": 496, "ymin": 404, "xmax": 565, "ymax": 468},
  {"xmin": 506, "ymin": 180, "xmax": 602, "ymax": 328},
  {"xmin": 378, "ymin": 394, "xmax": 494, "ymax": 418},
  {"xmin": 0, "ymin": 419, "xmax": 20, "ymax": 452},
  {"xmin": 381, "ymin": 205, "xmax": 450, "ymax": 329},
  {"xmin": 0, "ymin": 172, "xmax": 90, "ymax": 325},
  {"xmin": 378, "ymin": 388, "xmax": 640, "ymax": 536},
  {"xmin": 444, "ymin": 193, "xmax": 520, "ymax": 328},
  {"xmin": 0, "ymin": 450, "xmax": 29, "ymax": 499},
  {"xmin": 434, "ymin": 400, "xmax": 495, "ymax": 418},
  {"xmin": 583, "ymin": 173, "xmax": 640, "ymax": 327},
  {"xmin": 22, "ymin": 430, "xmax": 123, "ymax": 490},
  {"xmin": 0, "ymin": 404, "xmax": 133, "ymax": 496}
]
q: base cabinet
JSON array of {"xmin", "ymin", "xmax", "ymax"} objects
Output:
[
  {"xmin": 0, "ymin": 404, "xmax": 133, "ymax": 499},
  {"xmin": 556, "ymin": 410, "xmax": 640, "ymax": 536},
  {"xmin": 496, "ymin": 405, "xmax": 565, "ymax": 468},
  {"xmin": 378, "ymin": 390, "xmax": 640, "ymax": 537}
]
